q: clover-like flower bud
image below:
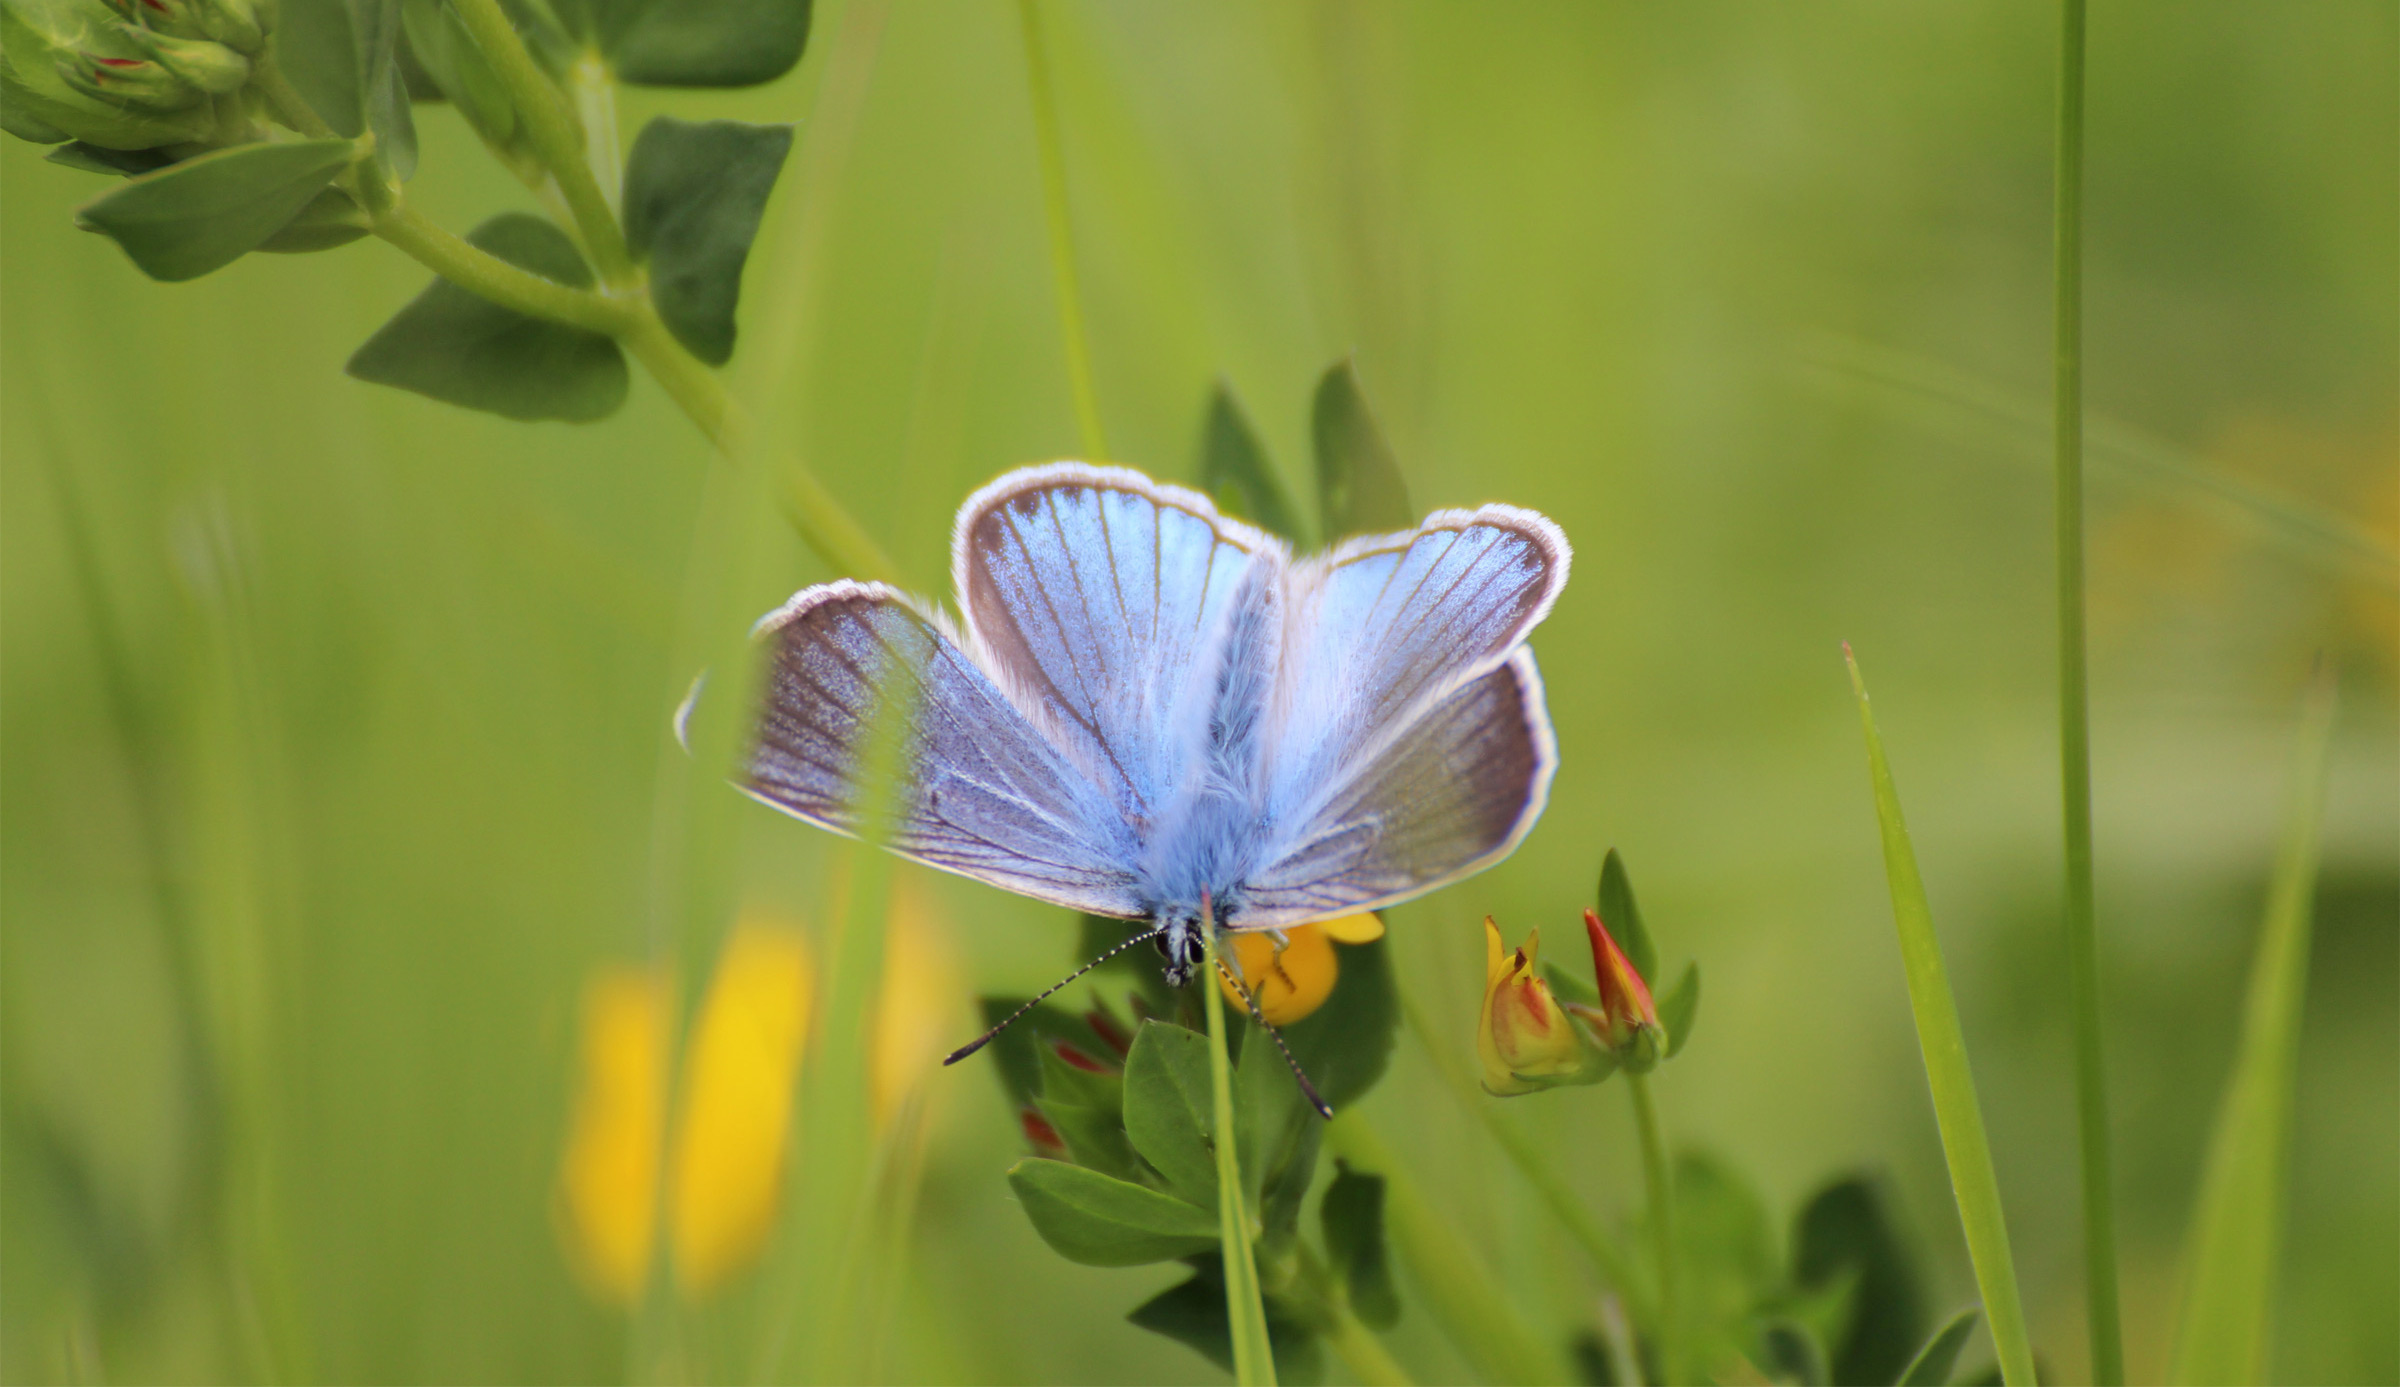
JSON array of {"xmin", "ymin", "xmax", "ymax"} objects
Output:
[
  {"xmin": 0, "ymin": 0, "xmax": 229, "ymax": 147},
  {"xmin": 1575, "ymin": 908, "xmax": 1665, "ymax": 1074},
  {"xmin": 1479, "ymin": 918, "xmax": 1607, "ymax": 1094},
  {"xmin": 115, "ymin": 0, "xmax": 265, "ymax": 55}
]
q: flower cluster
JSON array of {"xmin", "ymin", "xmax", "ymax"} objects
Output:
[
  {"xmin": 1477, "ymin": 909, "xmax": 1668, "ymax": 1096},
  {"xmin": 1, "ymin": 0, "xmax": 266, "ymax": 151}
]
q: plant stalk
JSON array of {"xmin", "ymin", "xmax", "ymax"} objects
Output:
[
  {"xmin": 372, "ymin": 203, "xmax": 630, "ymax": 333},
  {"xmin": 1628, "ymin": 1074, "xmax": 1681, "ymax": 1387},
  {"xmin": 445, "ymin": 0, "xmax": 634, "ymax": 285},
  {"xmin": 2050, "ymin": 2, "xmax": 2123, "ymax": 1381},
  {"xmin": 1203, "ymin": 929, "xmax": 1278, "ymax": 1386},
  {"xmin": 1015, "ymin": 0, "xmax": 1109, "ymax": 459}
]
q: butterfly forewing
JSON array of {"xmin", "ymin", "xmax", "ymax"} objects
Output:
[
  {"xmin": 955, "ymin": 464, "xmax": 1287, "ymax": 814},
  {"xmin": 1237, "ymin": 648, "xmax": 1556, "ymax": 926},
  {"xmin": 745, "ymin": 580, "xmax": 1146, "ymax": 916}
]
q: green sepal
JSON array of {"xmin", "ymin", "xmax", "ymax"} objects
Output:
[
  {"xmin": 1032, "ymin": 1095, "xmax": 1142, "ymax": 1185},
  {"xmin": 257, "ymin": 185, "xmax": 369, "ymax": 251},
  {"xmin": 1311, "ymin": 356, "xmax": 1414, "ymax": 539},
  {"xmin": 621, "ymin": 115, "xmax": 792, "ymax": 364},
  {"xmin": 1794, "ymin": 1174, "xmax": 1928, "ymax": 1387},
  {"xmin": 45, "ymin": 141, "xmax": 178, "ymax": 175},
  {"xmin": 1545, "ymin": 960, "xmax": 1600, "ymax": 1007},
  {"xmin": 1895, "ymin": 1307, "xmax": 1979, "ymax": 1386},
  {"xmin": 1597, "ymin": 847, "xmax": 1658, "ymax": 983},
  {"xmin": 970, "ymin": 994, "xmax": 1122, "ymax": 1110},
  {"xmin": 1032, "ymin": 1034, "xmax": 1121, "ymax": 1114},
  {"xmin": 1128, "ymin": 1258, "xmax": 1326, "ymax": 1384},
  {"xmin": 346, "ymin": 212, "xmax": 628, "ymax": 422},
  {"xmin": 75, "ymin": 138, "xmax": 354, "ymax": 281},
  {"xmin": 551, "ymin": 0, "xmax": 810, "ymax": 87},
  {"xmin": 1120, "ymin": 1020, "xmax": 1217, "ymax": 1207},
  {"xmin": 1320, "ymin": 1162, "xmax": 1399, "ymax": 1329},
  {"xmin": 1004, "ymin": 1159, "xmax": 1216, "ymax": 1267},
  {"xmin": 1659, "ymin": 961, "xmax": 1700, "ymax": 1058},
  {"xmin": 1198, "ymin": 379, "xmax": 1305, "ymax": 545},
  {"xmin": 277, "ymin": 0, "xmax": 413, "ymax": 177}
]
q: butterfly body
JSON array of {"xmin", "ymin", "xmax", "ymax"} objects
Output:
[{"xmin": 746, "ymin": 463, "xmax": 1570, "ymax": 986}]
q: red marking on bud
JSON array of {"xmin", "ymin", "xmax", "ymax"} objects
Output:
[
  {"xmin": 1083, "ymin": 1009, "xmax": 1132, "ymax": 1059},
  {"xmin": 1019, "ymin": 1107, "xmax": 1066, "ymax": 1156},
  {"xmin": 1050, "ymin": 1039, "xmax": 1110, "ymax": 1074}
]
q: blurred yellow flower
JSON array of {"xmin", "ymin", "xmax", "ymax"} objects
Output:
[
  {"xmin": 870, "ymin": 881, "xmax": 963, "ymax": 1127},
  {"xmin": 1217, "ymin": 918, "xmax": 1368, "ymax": 1025},
  {"xmin": 667, "ymin": 915, "xmax": 813, "ymax": 1295},
  {"xmin": 555, "ymin": 966, "xmax": 672, "ymax": 1304}
]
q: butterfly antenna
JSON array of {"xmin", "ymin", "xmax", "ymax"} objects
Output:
[
  {"xmin": 943, "ymin": 925, "xmax": 1168, "ymax": 1065},
  {"xmin": 1212, "ymin": 953, "xmax": 1335, "ymax": 1121}
]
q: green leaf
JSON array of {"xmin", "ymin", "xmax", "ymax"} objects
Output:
[
  {"xmin": 257, "ymin": 186, "xmax": 370, "ymax": 252},
  {"xmin": 1006, "ymin": 1158, "xmax": 1217, "ymax": 1267},
  {"xmin": 1794, "ymin": 1175, "xmax": 1927, "ymax": 1387},
  {"xmin": 1198, "ymin": 380, "xmax": 1305, "ymax": 545},
  {"xmin": 400, "ymin": 0, "xmax": 517, "ymax": 151},
  {"xmin": 621, "ymin": 116, "xmax": 791, "ymax": 365},
  {"xmin": 1659, "ymin": 962, "xmax": 1700, "ymax": 1058},
  {"xmin": 552, "ymin": 0, "xmax": 810, "ymax": 87},
  {"xmin": 75, "ymin": 139, "xmax": 354, "ymax": 282},
  {"xmin": 1034, "ymin": 1033, "xmax": 1122, "ymax": 1111},
  {"xmin": 1275, "ymin": 929, "xmax": 1397, "ymax": 1112},
  {"xmin": 1844, "ymin": 645, "xmax": 2036, "ymax": 1387},
  {"xmin": 1544, "ymin": 960, "xmax": 1599, "ymax": 1008},
  {"xmin": 346, "ymin": 212, "xmax": 627, "ymax": 422},
  {"xmin": 2168, "ymin": 670, "xmax": 2339, "ymax": 1386},
  {"xmin": 1762, "ymin": 1317, "xmax": 1830, "ymax": 1387},
  {"xmin": 45, "ymin": 142, "xmax": 176, "ymax": 175},
  {"xmin": 1896, "ymin": 1308, "xmax": 1980, "ymax": 1387},
  {"xmin": 1321, "ymin": 1162, "xmax": 1399, "ymax": 1329},
  {"xmin": 279, "ymin": 0, "xmax": 367, "ymax": 135},
  {"xmin": 1668, "ymin": 1152, "xmax": 1777, "ymax": 1339},
  {"xmin": 1128, "ymin": 1261, "xmax": 1326, "ymax": 1385},
  {"xmin": 1121, "ymin": 1020, "xmax": 1217, "ymax": 1206},
  {"xmin": 1597, "ymin": 847, "xmax": 1657, "ymax": 984},
  {"xmin": 1311, "ymin": 357, "xmax": 1414, "ymax": 538}
]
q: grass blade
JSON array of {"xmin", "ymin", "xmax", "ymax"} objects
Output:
[
  {"xmin": 2167, "ymin": 668, "xmax": 2339, "ymax": 1386},
  {"xmin": 1843, "ymin": 646, "xmax": 2036, "ymax": 1387},
  {"xmin": 1202, "ymin": 931, "xmax": 1278, "ymax": 1385}
]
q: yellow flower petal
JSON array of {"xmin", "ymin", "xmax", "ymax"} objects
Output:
[
  {"xmin": 1315, "ymin": 912, "xmax": 1385, "ymax": 944},
  {"xmin": 1217, "ymin": 924, "xmax": 1339, "ymax": 1026},
  {"xmin": 667, "ymin": 914, "xmax": 813, "ymax": 1297},
  {"xmin": 556, "ymin": 965, "xmax": 671, "ymax": 1305}
]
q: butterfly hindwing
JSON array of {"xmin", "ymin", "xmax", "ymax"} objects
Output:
[
  {"xmin": 745, "ymin": 580, "xmax": 1146, "ymax": 916},
  {"xmin": 1236, "ymin": 648, "xmax": 1556, "ymax": 926}
]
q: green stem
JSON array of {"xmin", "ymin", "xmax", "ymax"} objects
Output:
[
  {"xmin": 1015, "ymin": 0, "xmax": 1109, "ymax": 459},
  {"xmin": 372, "ymin": 203, "xmax": 629, "ymax": 334},
  {"xmin": 1293, "ymin": 1243, "xmax": 1414, "ymax": 1387},
  {"xmin": 1398, "ymin": 989, "xmax": 1647, "ymax": 1308},
  {"xmin": 2051, "ymin": 1, "xmax": 2123, "ymax": 1381},
  {"xmin": 251, "ymin": 56, "xmax": 335, "ymax": 140},
  {"xmin": 1627, "ymin": 1075, "xmax": 1680, "ymax": 1387},
  {"xmin": 1327, "ymin": 1114, "xmax": 1571, "ymax": 1386},
  {"xmin": 1846, "ymin": 647, "xmax": 2039, "ymax": 1387},
  {"xmin": 445, "ymin": 0, "xmax": 635, "ymax": 284},
  {"xmin": 1203, "ymin": 929, "xmax": 1278, "ymax": 1386}
]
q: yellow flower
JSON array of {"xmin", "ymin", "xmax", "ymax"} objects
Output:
[
  {"xmin": 556, "ymin": 965, "xmax": 671, "ymax": 1303},
  {"xmin": 869, "ymin": 880, "xmax": 964, "ymax": 1127},
  {"xmin": 1478, "ymin": 918, "xmax": 1598, "ymax": 1095},
  {"xmin": 667, "ymin": 915, "xmax": 813, "ymax": 1295},
  {"xmin": 1216, "ymin": 913, "xmax": 1380, "ymax": 1024}
]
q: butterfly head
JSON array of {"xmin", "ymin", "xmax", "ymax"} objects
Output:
[{"xmin": 1155, "ymin": 914, "xmax": 1208, "ymax": 989}]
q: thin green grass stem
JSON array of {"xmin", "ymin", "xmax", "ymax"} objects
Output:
[
  {"xmin": 1397, "ymin": 987, "xmax": 1646, "ymax": 1308},
  {"xmin": 1846, "ymin": 647, "xmax": 2036, "ymax": 1387},
  {"xmin": 1202, "ymin": 929, "xmax": 1278, "ymax": 1386},
  {"xmin": 2167, "ymin": 668, "xmax": 2339, "ymax": 1385},
  {"xmin": 2050, "ymin": 1, "xmax": 2123, "ymax": 1379},
  {"xmin": 1326, "ymin": 1114, "xmax": 1571, "ymax": 1386},
  {"xmin": 1015, "ymin": 0, "xmax": 1109, "ymax": 460},
  {"xmin": 1627, "ymin": 1075, "xmax": 1680, "ymax": 1387}
]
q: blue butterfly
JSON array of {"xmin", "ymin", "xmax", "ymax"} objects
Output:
[{"xmin": 744, "ymin": 462, "xmax": 1570, "ymax": 995}]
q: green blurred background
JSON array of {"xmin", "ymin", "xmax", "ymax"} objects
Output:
[{"xmin": 3, "ymin": 0, "xmax": 2393, "ymax": 1382}]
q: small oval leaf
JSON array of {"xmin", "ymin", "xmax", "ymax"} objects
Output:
[
  {"xmin": 1121, "ymin": 1021, "xmax": 1217, "ymax": 1206},
  {"xmin": 1006, "ymin": 1158, "xmax": 1217, "ymax": 1267},
  {"xmin": 622, "ymin": 116, "xmax": 793, "ymax": 365}
]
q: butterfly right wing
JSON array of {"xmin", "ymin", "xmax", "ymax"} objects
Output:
[{"xmin": 744, "ymin": 580, "xmax": 1147, "ymax": 917}]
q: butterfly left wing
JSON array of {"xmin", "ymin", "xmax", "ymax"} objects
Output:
[
  {"xmin": 1233, "ymin": 648, "xmax": 1556, "ymax": 926},
  {"xmin": 745, "ymin": 580, "xmax": 1147, "ymax": 916}
]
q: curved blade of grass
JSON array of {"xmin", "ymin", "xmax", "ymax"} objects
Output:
[
  {"xmin": 2168, "ymin": 668, "xmax": 2339, "ymax": 1386},
  {"xmin": 1843, "ymin": 646, "xmax": 2035, "ymax": 1387},
  {"xmin": 1201, "ymin": 931, "xmax": 1278, "ymax": 1385}
]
